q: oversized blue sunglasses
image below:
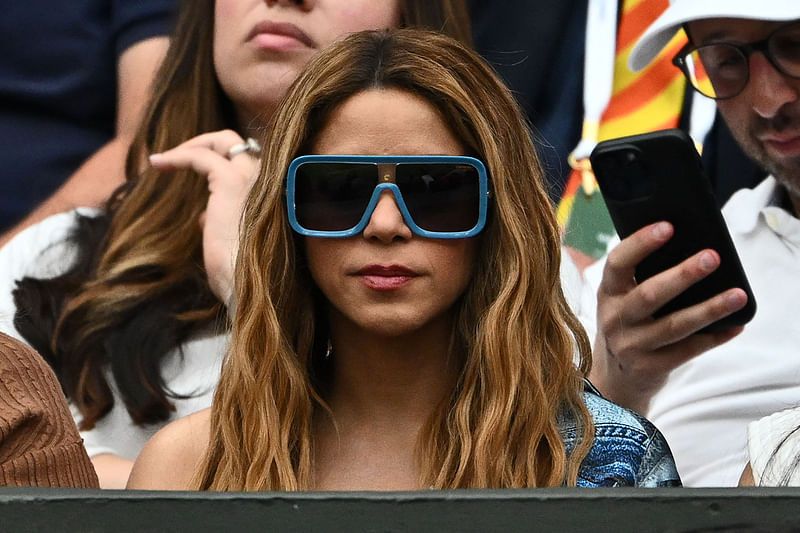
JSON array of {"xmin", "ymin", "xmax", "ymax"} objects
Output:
[{"xmin": 286, "ymin": 155, "xmax": 489, "ymax": 239}]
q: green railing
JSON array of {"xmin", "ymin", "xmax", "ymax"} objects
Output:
[{"xmin": 2, "ymin": 487, "xmax": 800, "ymax": 532}]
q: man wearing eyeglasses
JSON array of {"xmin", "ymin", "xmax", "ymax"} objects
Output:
[{"xmin": 581, "ymin": 1, "xmax": 800, "ymax": 486}]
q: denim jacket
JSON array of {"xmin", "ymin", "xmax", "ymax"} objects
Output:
[{"xmin": 559, "ymin": 382, "xmax": 682, "ymax": 487}]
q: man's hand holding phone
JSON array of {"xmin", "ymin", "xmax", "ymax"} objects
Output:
[{"xmin": 589, "ymin": 221, "xmax": 749, "ymax": 414}]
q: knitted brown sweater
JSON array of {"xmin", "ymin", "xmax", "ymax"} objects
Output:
[{"xmin": 0, "ymin": 332, "xmax": 98, "ymax": 487}]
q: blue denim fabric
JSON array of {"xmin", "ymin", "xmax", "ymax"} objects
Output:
[{"xmin": 559, "ymin": 382, "xmax": 682, "ymax": 487}]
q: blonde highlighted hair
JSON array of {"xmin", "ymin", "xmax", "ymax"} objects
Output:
[
  {"xmin": 197, "ymin": 28, "xmax": 593, "ymax": 490},
  {"xmin": 13, "ymin": 0, "xmax": 473, "ymax": 431}
]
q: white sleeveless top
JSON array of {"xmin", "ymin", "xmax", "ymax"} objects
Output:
[{"xmin": 0, "ymin": 209, "xmax": 227, "ymax": 460}]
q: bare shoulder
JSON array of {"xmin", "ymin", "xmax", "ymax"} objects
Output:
[{"xmin": 126, "ymin": 408, "xmax": 211, "ymax": 490}]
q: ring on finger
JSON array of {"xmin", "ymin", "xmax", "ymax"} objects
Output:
[{"xmin": 226, "ymin": 137, "xmax": 262, "ymax": 159}]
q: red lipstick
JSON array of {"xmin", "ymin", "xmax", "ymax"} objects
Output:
[{"xmin": 355, "ymin": 264, "xmax": 418, "ymax": 291}]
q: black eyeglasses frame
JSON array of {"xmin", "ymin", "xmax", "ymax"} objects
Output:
[{"xmin": 672, "ymin": 21, "xmax": 800, "ymax": 100}]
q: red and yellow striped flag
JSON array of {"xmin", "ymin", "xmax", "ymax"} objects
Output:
[{"xmin": 558, "ymin": 0, "xmax": 687, "ymax": 265}]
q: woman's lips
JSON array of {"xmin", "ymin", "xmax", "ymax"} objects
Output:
[
  {"xmin": 355, "ymin": 265, "xmax": 418, "ymax": 291},
  {"xmin": 247, "ymin": 20, "xmax": 317, "ymax": 50}
]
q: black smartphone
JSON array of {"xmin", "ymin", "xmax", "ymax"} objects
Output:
[{"xmin": 589, "ymin": 129, "xmax": 756, "ymax": 332}]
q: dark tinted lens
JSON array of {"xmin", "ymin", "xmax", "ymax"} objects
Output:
[
  {"xmin": 695, "ymin": 44, "xmax": 747, "ymax": 98},
  {"xmin": 294, "ymin": 163, "xmax": 376, "ymax": 231},
  {"xmin": 396, "ymin": 164, "xmax": 479, "ymax": 232},
  {"xmin": 772, "ymin": 23, "xmax": 800, "ymax": 77}
]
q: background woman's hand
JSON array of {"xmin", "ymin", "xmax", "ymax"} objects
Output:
[{"xmin": 148, "ymin": 130, "xmax": 261, "ymax": 306}]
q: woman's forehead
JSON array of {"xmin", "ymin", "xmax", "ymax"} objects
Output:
[{"xmin": 310, "ymin": 88, "xmax": 466, "ymax": 157}]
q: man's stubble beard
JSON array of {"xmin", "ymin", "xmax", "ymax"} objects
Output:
[{"xmin": 722, "ymin": 108, "xmax": 800, "ymax": 213}]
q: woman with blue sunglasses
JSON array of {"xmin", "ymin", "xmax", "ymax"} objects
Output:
[
  {"xmin": 128, "ymin": 29, "xmax": 681, "ymax": 491},
  {"xmin": 4, "ymin": 0, "xmax": 471, "ymax": 489}
]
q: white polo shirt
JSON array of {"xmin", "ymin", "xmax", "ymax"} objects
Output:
[{"xmin": 579, "ymin": 176, "xmax": 800, "ymax": 486}]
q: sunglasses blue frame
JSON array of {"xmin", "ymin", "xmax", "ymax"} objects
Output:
[{"xmin": 286, "ymin": 155, "xmax": 490, "ymax": 239}]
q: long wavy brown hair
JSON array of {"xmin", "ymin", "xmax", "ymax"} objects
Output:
[
  {"xmin": 197, "ymin": 28, "xmax": 594, "ymax": 491},
  {"xmin": 12, "ymin": 1, "xmax": 472, "ymax": 431}
]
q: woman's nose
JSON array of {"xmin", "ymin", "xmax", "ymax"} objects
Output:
[
  {"xmin": 362, "ymin": 191, "xmax": 413, "ymax": 243},
  {"xmin": 265, "ymin": 0, "xmax": 314, "ymax": 11}
]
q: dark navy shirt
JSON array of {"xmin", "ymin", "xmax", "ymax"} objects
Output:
[
  {"xmin": 562, "ymin": 382, "xmax": 682, "ymax": 487},
  {"xmin": 0, "ymin": 0, "xmax": 176, "ymax": 230}
]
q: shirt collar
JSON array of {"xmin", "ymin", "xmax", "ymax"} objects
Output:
[
  {"xmin": 724, "ymin": 176, "xmax": 800, "ymax": 245},
  {"xmin": 722, "ymin": 176, "xmax": 784, "ymax": 235}
]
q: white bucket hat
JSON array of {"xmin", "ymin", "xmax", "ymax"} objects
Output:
[{"xmin": 629, "ymin": 0, "xmax": 800, "ymax": 71}]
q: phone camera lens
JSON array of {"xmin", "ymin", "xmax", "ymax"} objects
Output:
[
  {"xmin": 623, "ymin": 150, "xmax": 637, "ymax": 164},
  {"xmin": 594, "ymin": 145, "xmax": 654, "ymax": 201}
]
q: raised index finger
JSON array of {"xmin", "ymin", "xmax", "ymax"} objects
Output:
[
  {"xmin": 159, "ymin": 129, "xmax": 245, "ymax": 157},
  {"xmin": 601, "ymin": 221, "xmax": 673, "ymax": 295},
  {"xmin": 148, "ymin": 145, "xmax": 231, "ymax": 177}
]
